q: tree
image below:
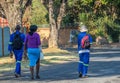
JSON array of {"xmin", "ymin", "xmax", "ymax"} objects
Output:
[
  {"xmin": 30, "ymin": 0, "xmax": 48, "ymax": 25},
  {"xmin": 65, "ymin": 0, "xmax": 120, "ymax": 41},
  {"xmin": 0, "ymin": 0, "xmax": 32, "ymax": 32},
  {"xmin": 41, "ymin": 0, "xmax": 67, "ymax": 48}
]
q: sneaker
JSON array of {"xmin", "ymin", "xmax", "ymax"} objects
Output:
[
  {"xmin": 36, "ymin": 75, "xmax": 40, "ymax": 79},
  {"xmin": 31, "ymin": 76, "xmax": 34, "ymax": 80},
  {"xmin": 79, "ymin": 73, "xmax": 82, "ymax": 77},
  {"xmin": 14, "ymin": 73, "xmax": 20, "ymax": 78}
]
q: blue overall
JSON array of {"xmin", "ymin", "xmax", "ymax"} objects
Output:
[
  {"xmin": 8, "ymin": 30, "xmax": 25, "ymax": 75},
  {"xmin": 77, "ymin": 32, "xmax": 92, "ymax": 76}
]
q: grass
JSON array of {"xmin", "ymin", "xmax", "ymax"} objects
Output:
[{"xmin": 0, "ymin": 48, "xmax": 78, "ymax": 73}]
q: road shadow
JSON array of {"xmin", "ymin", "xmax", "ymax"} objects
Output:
[
  {"xmin": 89, "ymin": 50, "xmax": 120, "ymax": 77},
  {"xmin": 0, "ymin": 62, "xmax": 78, "ymax": 81},
  {"xmin": 0, "ymin": 47, "xmax": 120, "ymax": 81}
]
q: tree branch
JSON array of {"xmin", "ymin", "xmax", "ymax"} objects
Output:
[
  {"xmin": 22, "ymin": 0, "xmax": 32, "ymax": 14},
  {"xmin": 57, "ymin": 0, "xmax": 67, "ymax": 29}
]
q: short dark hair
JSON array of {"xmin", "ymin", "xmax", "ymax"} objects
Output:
[
  {"xmin": 30, "ymin": 25, "xmax": 38, "ymax": 32},
  {"xmin": 15, "ymin": 25, "xmax": 21, "ymax": 30}
]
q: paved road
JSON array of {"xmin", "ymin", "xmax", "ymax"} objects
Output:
[{"xmin": 0, "ymin": 47, "xmax": 120, "ymax": 83}]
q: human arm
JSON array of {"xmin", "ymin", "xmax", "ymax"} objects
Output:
[
  {"xmin": 78, "ymin": 34, "xmax": 82, "ymax": 51},
  {"xmin": 8, "ymin": 34, "xmax": 14, "ymax": 58},
  {"xmin": 88, "ymin": 34, "xmax": 93, "ymax": 45},
  {"xmin": 37, "ymin": 33, "xmax": 41, "ymax": 46},
  {"xmin": 88, "ymin": 34, "xmax": 93, "ymax": 49}
]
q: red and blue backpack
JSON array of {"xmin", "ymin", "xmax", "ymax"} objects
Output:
[{"xmin": 81, "ymin": 35, "xmax": 90, "ymax": 49}]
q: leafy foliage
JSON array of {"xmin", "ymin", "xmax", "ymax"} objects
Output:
[
  {"xmin": 64, "ymin": 0, "xmax": 120, "ymax": 42},
  {"xmin": 30, "ymin": 0, "xmax": 48, "ymax": 25},
  {"xmin": 24, "ymin": 0, "xmax": 120, "ymax": 42}
]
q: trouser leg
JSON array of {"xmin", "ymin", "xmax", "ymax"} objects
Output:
[
  {"xmin": 82, "ymin": 53, "xmax": 89, "ymax": 76},
  {"xmin": 78, "ymin": 53, "xmax": 84, "ymax": 73},
  {"xmin": 14, "ymin": 51, "xmax": 23, "ymax": 75}
]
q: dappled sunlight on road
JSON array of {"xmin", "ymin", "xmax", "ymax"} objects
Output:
[{"xmin": 0, "ymin": 47, "xmax": 120, "ymax": 83}]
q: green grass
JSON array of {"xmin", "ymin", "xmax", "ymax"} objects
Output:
[{"xmin": 0, "ymin": 48, "xmax": 78, "ymax": 73}]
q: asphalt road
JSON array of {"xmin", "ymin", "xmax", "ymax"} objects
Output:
[{"xmin": 0, "ymin": 47, "xmax": 120, "ymax": 83}]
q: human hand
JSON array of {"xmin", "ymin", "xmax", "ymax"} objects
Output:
[
  {"xmin": 24, "ymin": 51, "xmax": 28, "ymax": 60},
  {"xmin": 9, "ymin": 51, "xmax": 13, "ymax": 58}
]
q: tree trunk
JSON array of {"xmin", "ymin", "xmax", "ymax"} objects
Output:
[
  {"xmin": 48, "ymin": 24, "xmax": 58, "ymax": 48},
  {"xmin": 48, "ymin": 0, "xmax": 58, "ymax": 48},
  {"xmin": 48, "ymin": 0, "xmax": 66, "ymax": 48},
  {"xmin": 57, "ymin": 0, "xmax": 66, "ymax": 30}
]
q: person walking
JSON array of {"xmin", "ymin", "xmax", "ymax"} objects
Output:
[
  {"xmin": 77, "ymin": 25, "xmax": 93, "ymax": 78},
  {"xmin": 8, "ymin": 25, "xmax": 25, "ymax": 78},
  {"xmin": 24, "ymin": 25, "xmax": 41, "ymax": 80}
]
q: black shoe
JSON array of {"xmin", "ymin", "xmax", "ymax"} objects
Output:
[
  {"xmin": 79, "ymin": 73, "xmax": 82, "ymax": 77},
  {"xmin": 15, "ymin": 74, "xmax": 18, "ymax": 78},
  {"xmin": 14, "ymin": 73, "xmax": 20, "ymax": 78},
  {"xmin": 31, "ymin": 76, "xmax": 34, "ymax": 80},
  {"xmin": 36, "ymin": 75, "xmax": 40, "ymax": 79}
]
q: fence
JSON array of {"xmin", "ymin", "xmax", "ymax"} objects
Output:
[
  {"xmin": 37, "ymin": 28, "xmax": 79, "ymax": 47},
  {"xmin": 0, "ymin": 27, "xmax": 2, "ymax": 56},
  {"xmin": 0, "ymin": 26, "xmax": 79, "ymax": 56},
  {"xmin": 0, "ymin": 27, "xmax": 10, "ymax": 56}
]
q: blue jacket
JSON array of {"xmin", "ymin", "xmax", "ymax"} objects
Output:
[
  {"xmin": 8, "ymin": 30, "xmax": 25, "ymax": 52},
  {"xmin": 78, "ymin": 32, "xmax": 92, "ymax": 51}
]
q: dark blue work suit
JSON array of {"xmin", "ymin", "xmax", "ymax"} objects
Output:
[
  {"xmin": 77, "ymin": 32, "xmax": 92, "ymax": 76},
  {"xmin": 8, "ymin": 30, "xmax": 25, "ymax": 75}
]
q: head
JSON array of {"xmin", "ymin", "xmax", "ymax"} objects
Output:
[
  {"xmin": 15, "ymin": 25, "xmax": 21, "ymax": 31},
  {"xmin": 79, "ymin": 25, "xmax": 88, "ymax": 32},
  {"xmin": 30, "ymin": 25, "xmax": 38, "ymax": 33}
]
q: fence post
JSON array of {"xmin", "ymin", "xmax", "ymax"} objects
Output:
[{"xmin": 0, "ymin": 27, "xmax": 3, "ymax": 56}]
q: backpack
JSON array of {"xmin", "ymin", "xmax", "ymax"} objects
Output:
[
  {"xmin": 81, "ymin": 35, "xmax": 90, "ymax": 49},
  {"xmin": 12, "ymin": 33, "xmax": 23, "ymax": 50}
]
